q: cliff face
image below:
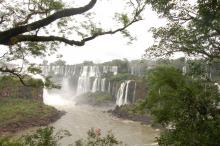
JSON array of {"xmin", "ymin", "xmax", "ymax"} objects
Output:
[
  {"xmin": 0, "ymin": 77, "xmax": 43, "ymax": 101},
  {"xmin": 135, "ymin": 80, "xmax": 148, "ymax": 100},
  {"xmin": 42, "ymin": 64, "xmax": 148, "ymax": 106}
]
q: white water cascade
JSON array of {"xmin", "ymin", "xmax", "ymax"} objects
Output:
[
  {"xmin": 77, "ymin": 66, "xmax": 98, "ymax": 95},
  {"xmin": 92, "ymin": 77, "xmax": 101, "ymax": 92},
  {"xmin": 76, "ymin": 66, "xmax": 116, "ymax": 95},
  {"xmin": 42, "ymin": 65, "xmax": 141, "ymax": 102},
  {"xmin": 124, "ymin": 80, "xmax": 131, "ymax": 104},
  {"xmin": 116, "ymin": 80, "xmax": 136, "ymax": 106},
  {"xmin": 116, "ymin": 82, "xmax": 126, "ymax": 106},
  {"xmin": 108, "ymin": 82, "xmax": 111, "ymax": 93},
  {"xmin": 101, "ymin": 78, "xmax": 106, "ymax": 92}
]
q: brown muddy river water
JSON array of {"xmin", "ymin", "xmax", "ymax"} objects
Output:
[{"xmin": 43, "ymin": 90, "xmax": 160, "ymax": 146}]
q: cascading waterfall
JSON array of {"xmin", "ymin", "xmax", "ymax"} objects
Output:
[
  {"xmin": 108, "ymin": 82, "xmax": 111, "ymax": 93},
  {"xmin": 116, "ymin": 80, "xmax": 136, "ymax": 106},
  {"xmin": 124, "ymin": 80, "xmax": 131, "ymax": 104},
  {"xmin": 92, "ymin": 78, "xmax": 101, "ymax": 92},
  {"xmin": 116, "ymin": 82, "xmax": 126, "ymax": 106},
  {"xmin": 77, "ymin": 66, "xmax": 92, "ymax": 95},
  {"xmin": 42, "ymin": 64, "xmax": 139, "ymax": 106},
  {"xmin": 77, "ymin": 76, "xmax": 91, "ymax": 95},
  {"xmin": 76, "ymin": 66, "xmax": 114, "ymax": 95},
  {"xmin": 101, "ymin": 78, "xmax": 106, "ymax": 92}
]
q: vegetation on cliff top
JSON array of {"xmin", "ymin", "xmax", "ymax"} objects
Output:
[
  {"xmin": 144, "ymin": 66, "xmax": 220, "ymax": 146},
  {"xmin": 0, "ymin": 76, "xmax": 44, "ymax": 88},
  {"xmin": 75, "ymin": 92, "xmax": 113, "ymax": 106},
  {"xmin": 0, "ymin": 98, "xmax": 61, "ymax": 133}
]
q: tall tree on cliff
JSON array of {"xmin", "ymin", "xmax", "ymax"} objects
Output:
[
  {"xmin": 0, "ymin": 0, "xmax": 147, "ymax": 84},
  {"xmin": 143, "ymin": 0, "xmax": 220, "ymax": 145},
  {"xmin": 145, "ymin": 0, "xmax": 220, "ymax": 60}
]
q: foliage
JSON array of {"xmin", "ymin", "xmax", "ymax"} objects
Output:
[
  {"xmin": 0, "ymin": 76, "xmax": 44, "ymax": 88},
  {"xmin": 50, "ymin": 60, "xmax": 66, "ymax": 66},
  {"xmin": 0, "ymin": 137, "xmax": 23, "ymax": 146},
  {"xmin": 75, "ymin": 128, "xmax": 121, "ymax": 146},
  {"xmin": 155, "ymin": 57, "xmax": 185, "ymax": 70},
  {"xmin": 0, "ymin": 127, "xmax": 120, "ymax": 146},
  {"xmin": 151, "ymin": 58, "xmax": 220, "ymax": 81},
  {"xmin": 44, "ymin": 76, "xmax": 61, "ymax": 89},
  {"xmin": 85, "ymin": 92, "xmax": 112, "ymax": 102},
  {"xmin": 0, "ymin": 98, "xmax": 58, "ymax": 129},
  {"xmin": 186, "ymin": 59, "xmax": 207, "ymax": 78},
  {"xmin": 145, "ymin": 66, "xmax": 220, "ymax": 146},
  {"xmin": 145, "ymin": 0, "xmax": 220, "ymax": 60},
  {"xmin": 117, "ymin": 100, "xmax": 148, "ymax": 116},
  {"xmin": 23, "ymin": 127, "xmax": 71, "ymax": 146},
  {"xmin": 76, "ymin": 92, "xmax": 113, "ymax": 105},
  {"xmin": 0, "ymin": 0, "xmax": 147, "ymax": 82},
  {"xmin": 0, "ymin": 127, "xmax": 70, "ymax": 146},
  {"xmin": 109, "ymin": 73, "xmax": 139, "ymax": 82},
  {"xmin": 103, "ymin": 59, "xmax": 129, "ymax": 73},
  {"xmin": 82, "ymin": 61, "xmax": 94, "ymax": 66}
]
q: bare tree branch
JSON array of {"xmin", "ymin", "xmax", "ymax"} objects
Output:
[
  {"xmin": 0, "ymin": 67, "xmax": 29, "ymax": 86},
  {"xmin": 16, "ymin": 35, "xmax": 85, "ymax": 46}
]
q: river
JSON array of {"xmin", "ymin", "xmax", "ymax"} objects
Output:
[{"xmin": 43, "ymin": 89, "xmax": 160, "ymax": 146}]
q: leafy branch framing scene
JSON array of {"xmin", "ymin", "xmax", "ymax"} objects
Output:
[{"xmin": 0, "ymin": 0, "xmax": 219, "ymax": 146}]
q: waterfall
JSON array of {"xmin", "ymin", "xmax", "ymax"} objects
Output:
[
  {"xmin": 116, "ymin": 80, "xmax": 136, "ymax": 106},
  {"xmin": 101, "ymin": 78, "xmax": 106, "ymax": 92},
  {"xmin": 76, "ymin": 66, "xmax": 91, "ymax": 95},
  {"xmin": 116, "ymin": 82, "xmax": 126, "ymax": 106},
  {"xmin": 42, "ymin": 64, "xmax": 138, "ymax": 100},
  {"xmin": 92, "ymin": 78, "xmax": 102, "ymax": 92},
  {"xmin": 124, "ymin": 80, "xmax": 131, "ymax": 104},
  {"xmin": 108, "ymin": 82, "xmax": 111, "ymax": 93},
  {"xmin": 77, "ymin": 66, "xmax": 103, "ymax": 94},
  {"xmin": 182, "ymin": 66, "xmax": 187, "ymax": 75}
]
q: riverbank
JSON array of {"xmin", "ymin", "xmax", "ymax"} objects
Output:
[
  {"xmin": 0, "ymin": 98, "xmax": 64, "ymax": 134},
  {"xmin": 109, "ymin": 103, "xmax": 163, "ymax": 129},
  {"xmin": 109, "ymin": 106, "xmax": 151, "ymax": 125}
]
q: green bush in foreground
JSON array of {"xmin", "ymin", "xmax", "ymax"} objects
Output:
[
  {"xmin": 75, "ymin": 128, "xmax": 120, "ymax": 146},
  {"xmin": 0, "ymin": 127, "xmax": 120, "ymax": 146}
]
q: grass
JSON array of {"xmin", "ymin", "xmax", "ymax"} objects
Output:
[
  {"xmin": 75, "ymin": 92, "xmax": 113, "ymax": 105},
  {"xmin": 118, "ymin": 100, "xmax": 149, "ymax": 116},
  {"xmin": 91, "ymin": 92, "xmax": 112, "ymax": 102},
  {"xmin": 0, "ymin": 97, "xmax": 58, "ymax": 128}
]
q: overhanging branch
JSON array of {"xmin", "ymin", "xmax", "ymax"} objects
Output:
[
  {"xmin": 0, "ymin": 0, "xmax": 97, "ymax": 45},
  {"xmin": 0, "ymin": 67, "xmax": 29, "ymax": 86},
  {"xmin": 16, "ymin": 35, "xmax": 85, "ymax": 46},
  {"xmin": 14, "ymin": 15, "xmax": 140, "ymax": 46}
]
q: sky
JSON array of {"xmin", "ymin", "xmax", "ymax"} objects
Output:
[
  {"xmin": 43, "ymin": 0, "xmax": 168, "ymax": 64},
  {"xmin": 0, "ymin": 0, "xmax": 168, "ymax": 65}
]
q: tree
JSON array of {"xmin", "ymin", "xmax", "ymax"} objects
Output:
[
  {"xmin": 146, "ymin": 66, "xmax": 220, "ymax": 146},
  {"xmin": 50, "ymin": 59, "xmax": 66, "ymax": 66},
  {"xmin": 0, "ymin": 0, "xmax": 147, "ymax": 85},
  {"xmin": 145, "ymin": 0, "xmax": 220, "ymax": 60}
]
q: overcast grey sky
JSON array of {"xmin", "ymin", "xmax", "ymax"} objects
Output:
[
  {"xmin": 0, "ymin": 0, "xmax": 168, "ymax": 65},
  {"xmin": 43, "ymin": 0, "xmax": 167, "ymax": 64}
]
